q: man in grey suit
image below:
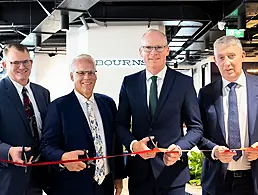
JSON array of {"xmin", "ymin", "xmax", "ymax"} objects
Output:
[
  {"xmin": 0, "ymin": 44, "xmax": 50, "ymax": 195},
  {"xmin": 198, "ymin": 36, "xmax": 258, "ymax": 195}
]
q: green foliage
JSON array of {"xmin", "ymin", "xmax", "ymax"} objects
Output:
[{"xmin": 188, "ymin": 151, "xmax": 204, "ymax": 186}]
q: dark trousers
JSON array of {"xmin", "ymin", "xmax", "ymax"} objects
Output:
[
  {"xmin": 94, "ymin": 174, "xmax": 114, "ymax": 195},
  {"xmin": 128, "ymin": 167, "xmax": 185, "ymax": 195},
  {"xmin": 203, "ymin": 170, "xmax": 254, "ymax": 195}
]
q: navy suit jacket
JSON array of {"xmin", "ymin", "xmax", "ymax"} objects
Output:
[
  {"xmin": 198, "ymin": 73, "xmax": 258, "ymax": 195},
  {"xmin": 40, "ymin": 91, "xmax": 125, "ymax": 195},
  {"xmin": 116, "ymin": 67, "xmax": 203, "ymax": 188},
  {"xmin": 0, "ymin": 76, "xmax": 50, "ymax": 195}
]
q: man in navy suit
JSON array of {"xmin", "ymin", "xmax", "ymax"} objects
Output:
[
  {"xmin": 198, "ymin": 36, "xmax": 258, "ymax": 195},
  {"xmin": 0, "ymin": 44, "xmax": 50, "ymax": 195},
  {"xmin": 40, "ymin": 54, "xmax": 125, "ymax": 195},
  {"xmin": 116, "ymin": 29, "xmax": 203, "ymax": 195}
]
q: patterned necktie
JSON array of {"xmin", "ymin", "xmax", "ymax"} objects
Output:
[
  {"xmin": 149, "ymin": 76, "xmax": 158, "ymax": 118},
  {"xmin": 227, "ymin": 82, "xmax": 242, "ymax": 161},
  {"xmin": 22, "ymin": 87, "xmax": 39, "ymax": 148},
  {"xmin": 86, "ymin": 100, "xmax": 105, "ymax": 184}
]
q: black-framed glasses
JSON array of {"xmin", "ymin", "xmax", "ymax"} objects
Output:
[
  {"xmin": 75, "ymin": 70, "xmax": 97, "ymax": 76},
  {"xmin": 8, "ymin": 59, "xmax": 32, "ymax": 67},
  {"xmin": 141, "ymin": 46, "xmax": 167, "ymax": 53}
]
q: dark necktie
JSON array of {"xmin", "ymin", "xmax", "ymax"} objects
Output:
[
  {"xmin": 227, "ymin": 82, "xmax": 242, "ymax": 161},
  {"xmin": 149, "ymin": 76, "xmax": 158, "ymax": 118},
  {"xmin": 22, "ymin": 87, "xmax": 39, "ymax": 147}
]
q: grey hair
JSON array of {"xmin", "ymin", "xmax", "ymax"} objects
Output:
[
  {"xmin": 213, "ymin": 35, "xmax": 243, "ymax": 51},
  {"xmin": 141, "ymin": 29, "xmax": 168, "ymax": 46},
  {"xmin": 70, "ymin": 54, "xmax": 96, "ymax": 72}
]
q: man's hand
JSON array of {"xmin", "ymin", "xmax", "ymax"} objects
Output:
[
  {"xmin": 114, "ymin": 179, "xmax": 123, "ymax": 195},
  {"xmin": 245, "ymin": 142, "xmax": 258, "ymax": 161},
  {"xmin": 61, "ymin": 150, "xmax": 87, "ymax": 172},
  {"xmin": 9, "ymin": 146, "xmax": 31, "ymax": 164},
  {"xmin": 214, "ymin": 146, "xmax": 236, "ymax": 163},
  {"xmin": 163, "ymin": 144, "xmax": 181, "ymax": 166},
  {"xmin": 132, "ymin": 136, "xmax": 156, "ymax": 159}
]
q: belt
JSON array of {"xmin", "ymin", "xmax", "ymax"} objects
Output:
[{"xmin": 227, "ymin": 170, "xmax": 252, "ymax": 178}]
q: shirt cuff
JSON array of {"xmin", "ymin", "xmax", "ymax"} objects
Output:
[
  {"xmin": 130, "ymin": 140, "xmax": 138, "ymax": 156},
  {"xmin": 211, "ymin": 145, "xmax": 220, "ymax": 160}
]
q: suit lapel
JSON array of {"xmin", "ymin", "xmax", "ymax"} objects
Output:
[
  {"xmin": 139, "ymin": 70, "xmax": 151, "ymax": 122},
  {"xmin": 3, "ymin": 77, "xmax": 32, "ymax": 136},
  {"xmin": 153, "ymin": 68, "xmax": 176, "ymax": 120},
  {"xmin": 246, "ymin": 74, "xmax": 258, "ymax": 141},
  {"xmin": 70, "ymin": 92, "xmax": 94, "ymax": 143},
  {"xmin": 213, "ymin": 79, "xmax": 226, "ymax": 140}
]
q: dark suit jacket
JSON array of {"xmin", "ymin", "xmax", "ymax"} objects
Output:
[
  {"xmin": 198, "ymin": 73, "xmax": 258, "ymax": 195},
  {"xmin": 0, "ymin": 76, "xmax": 50, "ymax": 195},
  {"xmin": 40, "ymin": 91, "xmax": 125, "ymax": 195},
  {"xmin": 116, "ymin": 67, "xmax": 203, "ymax": 188}
]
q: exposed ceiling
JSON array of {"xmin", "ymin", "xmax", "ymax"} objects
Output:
[{"xmin": 0, "ymin": 0, "xmax": 258, "ymax": 66}]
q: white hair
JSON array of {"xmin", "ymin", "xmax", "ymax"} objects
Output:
[
  {"xmin": 70, "ymin": 54, "xmax": 96, "ymax": 72},
  {"xmin": 213, "ymin": 35, "xmax": 243, "ymax": 51}
]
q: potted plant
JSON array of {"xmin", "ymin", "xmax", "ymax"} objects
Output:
[{"xmin": 185, "ymin": 150, "xmax": 204, "ymax": 195}]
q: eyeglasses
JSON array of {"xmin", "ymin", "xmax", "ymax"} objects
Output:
[
  {"xmin": 8, "ymin": 59, "xmax": 32, "ymax": 67},
  {"xmin": 75, "ymin": 70, "xmax": 97, "ymax": 76},
  {"xmin": 141, "ymin": 46, "xmax": 167, "ymax": 53}
]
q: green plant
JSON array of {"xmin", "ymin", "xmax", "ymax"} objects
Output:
[{"xmin": 188, "ymin": 151, "xmax": 204, "ymax": 186}]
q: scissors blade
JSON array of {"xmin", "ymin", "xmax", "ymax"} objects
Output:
[{"xmin": 148, "ymin": 136, "xmax": 158, "ymax": 149}]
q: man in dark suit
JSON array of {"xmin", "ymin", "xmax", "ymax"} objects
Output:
[
  {"xmin": 40, "ymin": 54, "xmax": 125, "ymax": 195},
  {"xmin": 0, "ymin": 43, "xmax": 50, "ymax": 195},
  {"xmin": 198, "ymin": 35, "xmax": 258, "ymax": 195},
  {"xmin": 116, "ymin": 29, "xmax": 203, "ymax": 195}
]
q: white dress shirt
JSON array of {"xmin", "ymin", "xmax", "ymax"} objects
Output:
[
  {"xmin": 212, "ymin": 71, "xmax": 250, "ymax": 170},
  {"xmin": 74, "ymin": 90, "xmax": 110, "ymax": 176},
  {"xmin": 10, "ymin": 78, "xmax": 42, "ymax": 137},
  {"xmin": 146, "ymin": 66, "xmax": 167, "ymax": 105}
]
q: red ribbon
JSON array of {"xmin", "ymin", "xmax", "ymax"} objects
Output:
[
  {"xmin": 1, "ymin": 146, "xmax": 257, "ymax": 167},
  {"xmin": 0, "ymin": 148, "xmax": 162, "ymax": 167}
]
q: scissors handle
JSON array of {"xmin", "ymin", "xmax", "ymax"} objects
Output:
[
  {"xmin": 82, "ymin": 149, "xmax": 96, "ymax": 166},
  {"xmin": 22, "ymin": 146, "xmax": 28, "ymax": 173}
]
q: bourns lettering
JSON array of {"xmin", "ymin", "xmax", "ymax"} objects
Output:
[{"xmin": 96, "ymin": 59, "xmax": 145, "ymax": 66}]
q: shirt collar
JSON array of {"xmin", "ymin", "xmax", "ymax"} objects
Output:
[
  {"xmin": 74, "ymin": 89, "xmax": 95, "ymax": 104},
  {"xmin": 222, "ymin": 70, "xmax": 246, "ymax": 89},
  {"xmin": 146, "ymin": 66, "xmax": 167, "ymax": 81},
  {"xmin": 9, "ymin": 77, "xmax": 31, "ymax": 94}
]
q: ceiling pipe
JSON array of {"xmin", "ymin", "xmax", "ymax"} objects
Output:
[{"xmin": 61, "ymin": 12, "xmax": 69, "ymax": 31}]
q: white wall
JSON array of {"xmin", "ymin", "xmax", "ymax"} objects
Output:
[{"xmin": 32, "ymin": 54, "xmax": 71, "ymax": 101}]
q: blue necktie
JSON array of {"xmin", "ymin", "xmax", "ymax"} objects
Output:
[
  {"xmin": 149, "ymin": 76, "xmax": 158, "ymax": 118},
  {"xmin": 227, "ymin": 82, "xmax": 242, "ymax": 161}
]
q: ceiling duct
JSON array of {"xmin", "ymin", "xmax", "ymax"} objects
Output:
[{"xmin": 21, "ymin": 0, "xmax": 100, "ymax": 46}]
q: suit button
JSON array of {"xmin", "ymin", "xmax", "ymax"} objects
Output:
[
  {"xmin": 149, "ymin": 128, "xmax": 152, "ymax": 132},
  {"xmin": 93, "ymin": 153, "xmax": 96, "ymax": 156}
]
